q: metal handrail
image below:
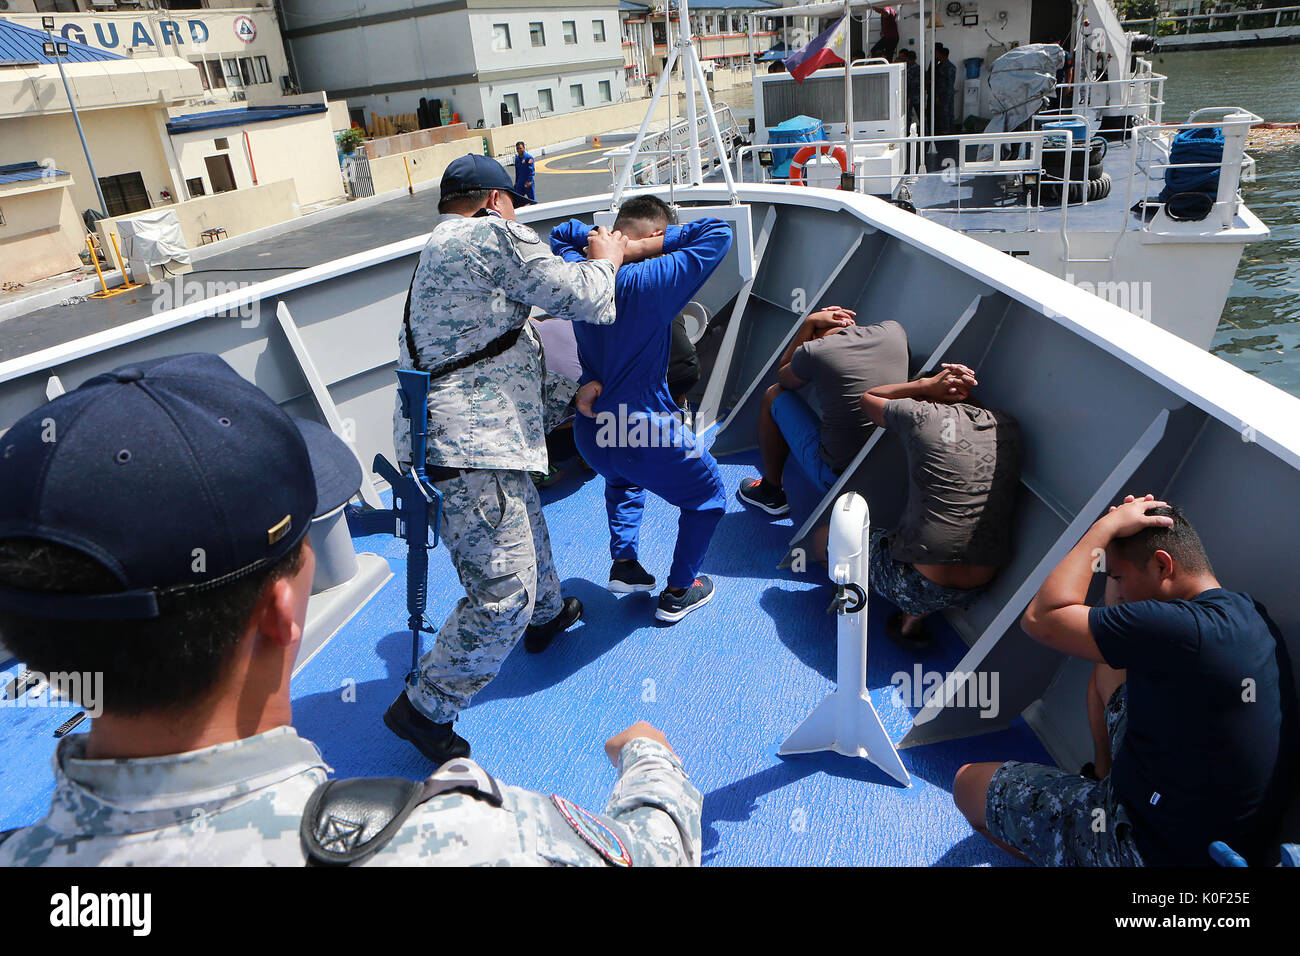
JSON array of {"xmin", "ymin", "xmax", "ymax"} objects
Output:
[{"xmin": 730, "ymin": 129, "xmax": 1070, "ymax": 236}]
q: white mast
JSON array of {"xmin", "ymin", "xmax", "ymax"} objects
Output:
[{"xmin": 843, "ymin": 0, "xmax": 855, "ymax": 187}]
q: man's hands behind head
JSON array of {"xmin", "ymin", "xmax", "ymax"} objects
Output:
[
  {"xmin": 920, "ymin": 363, "xmax": 977, "ymax": 403},
  {"xmin": 807, "ymin": 306, "xmax": 856, "ymax": 338},
  {"xmin": 585, "ymin": 226, "xmax": 628, "ymax": 269}
]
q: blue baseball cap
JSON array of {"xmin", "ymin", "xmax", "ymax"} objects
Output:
[
  {"xmin": 0, "ymin": 353, "xmax": 362, "ymax": 620},
  {"xmin": 440, "ymin": 153, "xmax": 533, "ymax": 206}
]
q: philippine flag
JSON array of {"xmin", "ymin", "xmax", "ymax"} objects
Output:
[{"xmin": 784, "ymin": 16, "xmax": 850, "ymax": 84}]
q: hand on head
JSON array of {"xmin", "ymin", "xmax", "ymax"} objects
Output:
[
  {"xmin": 808, "ymin": 306, "xmax": 856, "ymax": 337},
  {"xmin": 585, "ymin": 226, "xmax": 628, "ymax": 269},
  {"xmin": 1105, "ymin": 494, "xmax": 1175, "ymax": 538},
  {"xmin": 922, "ymin": 363, "xmax": 977, "ymax": 402}
]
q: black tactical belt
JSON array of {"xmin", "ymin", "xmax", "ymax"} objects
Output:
[{"xmin": 402, "ymin": 267, "xmax": 524, "ymax": 380}]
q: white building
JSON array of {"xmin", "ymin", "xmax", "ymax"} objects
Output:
[
  {"xmin": 278, "ymin": 0, "xmax": 629, "ymax": 130},
  {"xmin": 7, "ymin": 1, "xmax": 299, "ymax": 107}
]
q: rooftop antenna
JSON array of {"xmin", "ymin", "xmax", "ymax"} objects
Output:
[{"xmin": 612, "ymin": 0, "xmax": 738, "ymax": 210}]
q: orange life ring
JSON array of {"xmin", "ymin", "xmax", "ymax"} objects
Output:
[{"xmin": 789, "ymin": 144, "xmax": 848, "ymax": 186}]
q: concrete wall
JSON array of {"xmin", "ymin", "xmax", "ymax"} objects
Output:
[
  {"xmin": 96, "ymin": 178, "xmax": 301, "ymax": 255},
  {"xmin": 368, "ymin": 137, "xmax": 489, "ymax": 194},
  {"xmin": 364, "ymin": 125, "xmax": 473, "ymax": 159},
  {"xmin": 0, "ymin": 180, "xmax": 85, "ymax": 287},
  {"xmin": 484, "ymin": 94, "xmax": 672, "ymax": 156},
  {"xmin": 169, "ymin": 111, "xmax": 345, "ymax": 207},
  {"xmin": 0, "ymin": 104, "xmax": 183, "ymax": 220}
]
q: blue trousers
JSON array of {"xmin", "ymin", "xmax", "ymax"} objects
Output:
[
  {"xmin": 770, "ymin": 390, "xmax": 839, "ymax": 492},
  {"xmin": 576, "ymin": 416, "xmax": 726, "ymax": 590}
]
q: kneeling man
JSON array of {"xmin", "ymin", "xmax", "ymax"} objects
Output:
[{"xmin": 954, "ymin": 496, "xmax": 1296, "ymax": 866}]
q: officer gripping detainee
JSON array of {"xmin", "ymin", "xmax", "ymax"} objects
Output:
[
  {"xmin": 0, "ymin": 353, "xmax": 702, "ymax": 866},
  {"xmin": 385, "ymin": 154, "xmax": 627, "ymax": 764}
]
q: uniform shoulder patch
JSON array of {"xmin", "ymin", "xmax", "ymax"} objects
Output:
[
  {"xmin": 505, "ymin": 220, "xmax": 540, "ymax": 244},
  {"xmin": 551, "ymin": 795, "xmax": 633, "ymax": 867}
]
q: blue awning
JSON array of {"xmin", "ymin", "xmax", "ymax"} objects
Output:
[
  {"xmin": 0, "ymin": 161, "xmax": 71, "ymax": 186},
  {"xmin": 167, "ymin": 104, "xmax": 328, "ymax": 135}
]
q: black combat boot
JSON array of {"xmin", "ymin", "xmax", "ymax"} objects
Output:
[
  {"xmin": 383, "ymin": 691, "xmax": 471, "ymax": 765},
  {"xmin": 524, "ymin": 595, "xmax": 583, "ymax": 653}
]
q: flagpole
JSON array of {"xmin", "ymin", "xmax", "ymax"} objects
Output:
[{"xmin": 843, "ymin": 2, "xmax": 855, "ymax": 190}]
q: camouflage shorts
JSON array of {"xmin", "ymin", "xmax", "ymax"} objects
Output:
[
  {"xmin": 986, "ymin": 684, "xmax": 1144, "ymax": 866},
  {"xmin": 868, "ymin": 529, "xmax": 986, "ymax": 618}
]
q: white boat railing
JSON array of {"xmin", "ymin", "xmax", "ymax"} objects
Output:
[
  {"xmin": 613, "ymin": 102, "xmax": 739, "ymax": 186},
  {"xmin": 1122, "ymin": 5, "xmax": 1300, "ymax": 35},
  {"xmin": 1043, "ymin": 71, "xmax": 1168, "ymax": 127},
  {"xmin": 730, "ymin": 129, "xmax": 1089, "ymax": 236},
  {"xmin": 1119, "ymin": 108, "xmax": 1261, "ymax": 239}
]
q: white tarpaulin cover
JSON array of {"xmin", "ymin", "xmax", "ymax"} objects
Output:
[
  {"xmin": 117, "ymin": 210, "xmax": 192, "ymax": 269},
  {"xmin": 983, "ymin": 43, "xmax": 1066, "ymax": 137}
]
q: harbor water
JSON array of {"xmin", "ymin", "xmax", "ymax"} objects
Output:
[{"xmin": 1154, "ymin": 47, "xmax": 1300, "ymax": 398}]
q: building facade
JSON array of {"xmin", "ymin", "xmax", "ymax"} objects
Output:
[
  {"xmin": 279, "ymin": 0, "xmax": 629, "ymax": 130},
  {"xmin": 7, "ymin": 1, "xmax": 297, "ymax": 107},
  {"xmin": 619, "ymin": 1, "xmax": 779, "ymax": 88}
]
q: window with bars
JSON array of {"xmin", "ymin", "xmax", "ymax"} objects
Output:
[{"xmin": 98, "ymin": 172, "xmax": 150, "ymax": 219}]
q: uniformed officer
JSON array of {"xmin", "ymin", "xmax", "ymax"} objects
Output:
[
  {"xmin": 386, "ymin": 154, "xmax": 626, "ymax": 764},
  {"xmin": 0, "ymin": 354, "xmax": 702, "ymax": 866}
]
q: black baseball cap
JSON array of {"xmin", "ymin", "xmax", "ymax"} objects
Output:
[
  {"xmin": 0, "ymin": 353, "xmax": 362, "ymax": 620},
  {"xmin": 440, "ymin": 153, "xmax": 533, "ymax": 206}
]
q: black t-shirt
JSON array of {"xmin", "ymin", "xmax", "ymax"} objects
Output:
[{"xmin": 1090, "ymin": 589, "xmax": 1296, "ymax": 866}]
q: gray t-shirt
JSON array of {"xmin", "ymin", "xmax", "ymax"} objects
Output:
[
  {"xmin": 883, "ymin": 397, "xmax": 1022, "ymax": 567},
  {"xmin": 789, "ymin": 320, "xmax": 909, "ymax": 472}
]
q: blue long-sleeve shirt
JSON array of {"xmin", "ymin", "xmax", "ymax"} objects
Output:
[{"xmin": 549, "ymin": 217, "xmax": 733, "ymax": 415}]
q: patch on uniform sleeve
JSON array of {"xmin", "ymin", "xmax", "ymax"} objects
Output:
[
  {"xmin": 551, "ymin": 795, "xmax": 633, "ymax": 867},
  {"xmin": 506, "ymin": 220, "xmax": 540, "ymax": 244}
]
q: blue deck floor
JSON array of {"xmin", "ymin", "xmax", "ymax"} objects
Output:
[{"xmin": 0, "ymin": 443, "xmax": 1054, "ymax": 865}]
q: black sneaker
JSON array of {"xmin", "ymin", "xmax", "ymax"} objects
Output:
[
  {"xmin": 736, "ymin": 477, "xmax": 789, "ymax": 516},
  {"xmin": 655, "ymin": 575, "xmax": 715, "ymax": 623},
  {"xmin": 383, "ymin": 691, "xmax": 472, "ymax": 765},
  {"xmin": 524, "ymin": 595, "xmax": 583, "ymax": 653},
  {"xmin": 609, "ymin": 559, "xmax": 656, "ymax": 593}
]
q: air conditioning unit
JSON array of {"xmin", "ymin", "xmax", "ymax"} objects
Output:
[{"xmin": 89, "ymin": 0, "xmax": 119, "ymax": 9}]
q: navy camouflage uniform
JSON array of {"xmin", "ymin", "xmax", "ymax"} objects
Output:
[
  {"xmin": 394, "ymin": 212, "xmax": 616, "ymax": 724},
  {"xmin": 0, "ymin": 727, "xmax": 702, "ymax": 866},
  {"xmin": 985, "ymin": 682, "xmax": 1144, "ymax": 866}
]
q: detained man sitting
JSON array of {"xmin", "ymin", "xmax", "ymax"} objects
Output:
[
  {"xmin": 736, "ymin": 311, "xmax": 909, "ymax": 516},
  {"xmin": 856, "ymin": 363, "xmax": 1022, "ymax": 648},
  {"xmin": 954, "ymin": 497, "xmax": 1297, "ymax": 866}
]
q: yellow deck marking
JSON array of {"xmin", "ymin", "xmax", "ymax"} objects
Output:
[{"xmin": 535, "ymin": 148, "xmax": 613, "ymax": 175}]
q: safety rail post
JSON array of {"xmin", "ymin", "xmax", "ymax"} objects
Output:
[{"xmin": 778, "ymin": 493, "xmax": 911, "ymax": 786}]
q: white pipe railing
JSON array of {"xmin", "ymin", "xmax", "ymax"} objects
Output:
[{"xmin": 1122, "ymin": 6, "xmax": 1300, "ymax": 34}]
